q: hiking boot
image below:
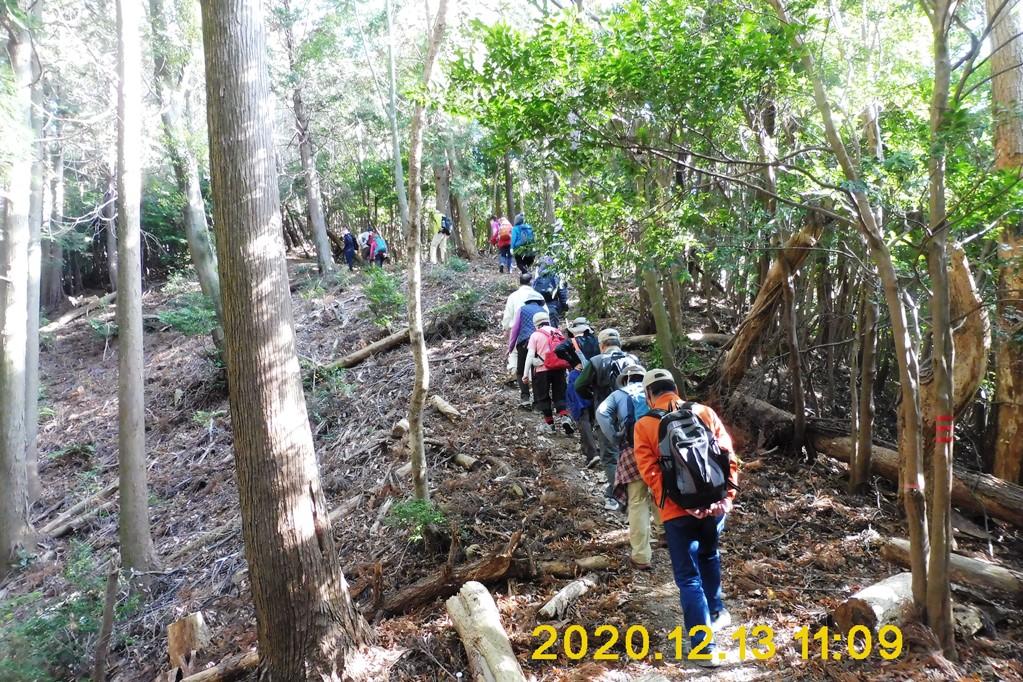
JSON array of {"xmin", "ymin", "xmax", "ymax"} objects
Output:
[
  {"xmin": 586, "ymin": 455, "xmax": 601, "ymax": 469},
  {"xmin": 603, "ymin": 497, "xmax": 620, "ymax": 511},
  {"xmin": 710, "ymin": 609, "xmax": 732, "ymax": 632},
  {"xmin": 518, "ymin": 398, "xmax": 532, "ymax": 410},
  {"xmin": 499, "ymin": 265, "xmax": 505, "ymax": 273},
  {"xmin": 682, "ymin": 641, "xmax": 725, "ymax": 668},
  {"xmin": 560, "ymin": 415, "xmax": 575, "ymax": 436},
  {"xmin": 629, "ymin": 557, "xmax": 652, "ymax": 571}
]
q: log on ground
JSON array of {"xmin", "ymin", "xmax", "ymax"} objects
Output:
[
  {"xmin": 37, "ymin": 482, "xmax": 118, "ymax": 532},
  {"xmin": 881, "ymin": 538, "xmax": 1023, "ymax": 600},
  {"xmin": 538, "ymin": 575, "xmax": 597, "ymax": 620},
  {"xmin": 380, "ymin": 532, "xmax": 530, "ymax": 615},
  {"xmin": 323, "ymin": 327, "xmax": 411, "ymax": 371},
  {"xmin": 179, "ymin": 651, "xmax": 259, "ymax": 682},
  {"xmin": 40, "ymin": 292, "xmax": 117, "ymax": 334},
  {"xmin": 621, "ymin": 331, "xmax": 731, "ymax": 351},
  {"xmin": 445, "ymin": 581, "xmax": 527, "ymax": 682},
  {"xmin": 833, "ymin": 572, "xmax": 915, "ymax": 633}
]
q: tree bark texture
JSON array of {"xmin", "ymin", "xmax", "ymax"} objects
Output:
[
  {"xmin": 25, "ymin": 7, "xmax": 44, "ymax": 504},
  {"xmin": 293, "ymin": 86, "xmax": 335, "ymax": 275},
  {"xmin": 386, "ymin": 0, "xmax": 410, "ymax": 231},
  {"xmin": 42, "ymin": 127, "xmax": 67, "ymax": 311},
  {"xmin": 404, "ymin": 0, "xmax": 448, "ymax": 502},
  {"xmin": 116, "ymin": 0, "xmax": 158, "ymax": 579},
  {"xmin": 199, "ymin": 0, "xmax": 370, "ymax": 676},
  {"xmin": 986, "ymin": 0, "xmax": 1023, "ymax": 484},
  {"xmin": 851, "ymin": 292, "xmax": 877, "ymax": 491},
  {"xmin": 780, "ymin": 259, "xmax": 804, "ymax": 456},
  {"xmin": 0, "ymin": 7, "xmax": 34, "ymax": 578}
]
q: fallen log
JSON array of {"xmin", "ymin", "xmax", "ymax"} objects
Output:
[
  {"xmin": 179, "ymin": 651, "xmax": 259, "ymax": 682},
  {"xmin": 813, "ymin": 436, "xmax": 1023, "ymax": 528},
  {"xmin": 833, "ymin": 572, "xmax": 915, "ymax": 633},
  {"xmin": 539, "ymin": 555, "xmax": 611, "ymax": 578},
  {"xmin": 323, "ymin": 327, "xmax": 410, "ymax": 371},
  {"xmin": 41, "ymin": 292, "xmax": 117, "ymax": 334},
  {"xmin": 44, "ymin": 498, "xmax": 117, "ymax": 538},
  {"xmin": 37, "ymin": 482, "xmax": 118, "ymax": 531},
  {"xmin": 380, "ymin": 532, "xmax": 529, "ymax": 615},
  {"xmin": 168, "ymin": 612, "xmax": 213, "ymax": 673},
  {"xmin": 881, "ymin": 538, "xmax": 1023, "ymax": 600},
  {"xmin": 445, "ymin": 581, "xmax": 527, "ymax": 682},
  {"xmin": 538, "ymin": 575, "xmax": 597, "ymax": 620},
  {"xmin": 621, "ymin": 332, "xmax": 731, "ymax": 351},
  {"xmin": 430, "ymin": 395, "xmax": 461, "ymax": 420},
  {"xmin": 453, "ymin": 452, "xmax": 480, "ymax": 470}
]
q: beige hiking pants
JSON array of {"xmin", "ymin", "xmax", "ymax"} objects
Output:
[
  {"xmin": 628, "ymin": 480, "xmax": 662, "ymax": 564},
  {"xmin": 429, "ymin": 232, "xmax": 449, "ymax": 263}
]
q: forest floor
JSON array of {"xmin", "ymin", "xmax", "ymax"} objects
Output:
[{"xmin": 5, "ymin": 257, "xmax": 1023, "ymax": 681}]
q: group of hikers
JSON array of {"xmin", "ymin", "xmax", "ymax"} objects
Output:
[
  {"xmin": 499, "ymin": 218, "xmax": 739, "ymax": 666},
  {"xmin": 339, "ymin": 226, "xmax": 389, "ymax": 270}
]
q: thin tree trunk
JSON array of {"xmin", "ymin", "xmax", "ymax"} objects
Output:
[
  {"xmin": 103, "ymin": 176, "xmax": 118, "ymax": 292},
  {"xmin": 447, "ymin": 144, "xmax": 478, "ymax": 260},
  {"xmin": 986, "ymin": 0, "xmax": 1023, "ymax": 484},
  {"xmin": 25, "ymin": 4, "xmax": 44, "ymax": 504},
  {"xmin": 851, "ymin": 293, "xmax": 877, "ymax": 492},
  {"xmin": 293, "ymin": 87, "xmax": 335, "ymax": 275},
  {"xmin": 405, "ymin": 0, "xmax": 449, "ymax": 501},
  {"xmin": 781, "ymin": 259, "xmax": 804, "ymax": 456},
  {"xmin": 504, "ymin": 152, "xmax": 514, "ymax": 218},
  {"xmin": 385, "ymin": 0, "xmax": 410, "ymax": 232},
  {"xmin": 925, "ymin": 3, "xmax": 955, "ymax": 654},
  {"xmin": 149, "ymin": 0, "xmax": 224, "ymax": 341},
  {"xmin": 42, "ymin": 125, "xmax": 67, "ymax": 311},
  {"xmin": 0, "ymin": 5, "xmax": 34, "ymax": 578},
  {"xmin": 769, "ymin": 0, "xmax": 928, "ymax": 612},
  {"xmin": 116, "ymin": 0, "xmax": 158, "ymax": 581},
  {"xmin": 199, "ymin": 0, "xmax": 371, "ymax": 676}
]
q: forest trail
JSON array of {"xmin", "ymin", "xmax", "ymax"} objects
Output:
[{"xmin": 15, "ymin": 259, "xmax": 1023, "ymax": 681}]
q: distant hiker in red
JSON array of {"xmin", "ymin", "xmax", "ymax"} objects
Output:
[
  {"xmin": 633, "ymin": 369, "xmax": 739, "ymax": 667},
  {"xmin": 368, "ymin": 229, "xmax": 388, "ymax": 267},
  {"xmin": 522, "ymin": 311, "xmax": 574, "ymax": 434},
  {"xmin": 492, "ymin": 216, "xmax": 514, "ymax": 273}
]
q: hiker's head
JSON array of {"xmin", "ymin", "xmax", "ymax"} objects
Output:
[
  {"xmin": 616, "ymin": 363, "xmax": 647, "ymax": 389},
  {"xmin": 519, "ymin": 273, "xmax": 534, "ymax": 286},
  {"xmin": 533, "ymin": 311, "xmax": 550, "ymax": 328},
  {"xmin": 568, "ymin": 317, "xmax": 593, "ymax": 337},
  {"xmin": 643, "ymin": 369, "xmax": 677, "ymax": 401},
  {"xmin": 514, "ymin": 212, "xmax": 525, "ymax": 225},
  {"xmin": 490, "ymin": 214, "xmax": 497, "ymax": 221},
  {"xmin": 597, "ymin": 328, "xmax": 622, "ymax": 352}
]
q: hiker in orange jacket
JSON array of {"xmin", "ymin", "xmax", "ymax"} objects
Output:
[{"xmin": 633, "ymin": 369, "xmax": 739, "ymax": 667}]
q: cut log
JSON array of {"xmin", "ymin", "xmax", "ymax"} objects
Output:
[
  {"xmin": 881, "ymin": 538, "xmax": 1023, "ymax": 599},
  {"xmin": 813, "ymin": 436, "xmax": 1023, "ymax": 528},
  {"xmin": 43, "ymin": 497, "xmax": 117, "ymax": 538},
  {"xmin": 430, "ymin": 394, "xmax": 461, "ymax": 420},
  {"xmin": 453, "ymin": 452, "xmax": 480, "ymax": 470},
  {"xmin": 574, "ymin": 555, "xmax": 610, "ymax": 571},
  {"xmin": 179, "ymin": 651, "xmax": 259, "ymax": 682},
  {"xmin": 380, "ymin": 532, "xmax": 530, "ymax": 615},
  {"xmin": 36, "ymin": 482, "xmax": 118, "ymax": 529},
  {"xmin": 41, "ymin": 292, "xmax": 117, "ymax": 334},
  {"xmin": 538, "ymin": 575, "xmax": 597, "ymax": 620},
  {"xmin": 323, "ymin": 327, "xmax": 410, "ymax": 371},
  {"xmin": 445, "ymin": 581, "xmax": 527, "ymax": 682},
  {"xmin": 391, "ymin": 418, "xmax": 410, "ymax": 440},
  {"xmin": 539, "ymin": 555, "xmax": 611, "ymax": 578},
  {"xmin": 168, "ymin": 612, "xmax": 213, "ymax": 672},
  {"xmin": 833, "ymin": 572, "xmax": 915, "ymax": 633}
]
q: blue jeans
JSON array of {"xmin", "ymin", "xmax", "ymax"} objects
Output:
[
  {"xmin": 344, "ymin": 248, "xmax": 355, "ymax": 270},
  {"xmin": 498, "ymin": 245, "xmax": 513, "ymax": 271},
  {"xmin": 663, "ymin": 513, "xmax": 727, "ymax": 649}
]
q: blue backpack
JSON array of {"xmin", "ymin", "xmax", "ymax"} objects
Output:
[
  {"xmin": 622, "ymin": 383, "xmax": 649, "ymax": 447},
  {"xmin": 534, "ymin": 272, "xmax": 558, "ymax": 299},
  {"xmin": 518, "ymin": 224, "xmax": 534, "ymax": 246},
  {"xmin": 375, "ymin": 235, "xmax": 388, "ymax": 253}
]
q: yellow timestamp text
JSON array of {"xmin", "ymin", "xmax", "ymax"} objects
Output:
[{"xmin": 530, "ymin": 624, "xmax": 904, "ymax": 662}]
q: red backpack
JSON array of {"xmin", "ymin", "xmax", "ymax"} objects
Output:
[
  {"xmin": 541, "ymin": 328, "xmax": 572, "ymax": 370},
  {"xmin": 498, "ymin": 222, "xmax": 513, "ymax": 247}
]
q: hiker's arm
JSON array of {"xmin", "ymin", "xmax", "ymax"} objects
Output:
[
  {"xmin": 635, "ymin": 422, "xmax": 663, "ymax": 496},
  {"xmin": 522, "ymin": 337, "xmax": 538, "ymax": 384},
  {"xmin": 501, "ymin": 297, "xmax": 515, "ymax": 330},
  {"xmin": 574, "ymin": 360, "xmax": 595, "ymax": 400},
  {"xmin": 557, "ymin": 283, "xmax": 569, "ymax": 311},
  {"xmin": 595, "ymin": 395, "xmax": 617, "ymax": 442}
]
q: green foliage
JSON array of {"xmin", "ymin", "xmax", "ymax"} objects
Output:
[
  {"xmin": 47, "ymin": 442, "xmax": 95, "ymax": 463},
  {"xmin": 385, "ymin": 499, "xmax": 446, "ymax": 543},
  {"xmin": 157, "ymin": 292, "xmax": 218, "ymax": 336},
  {"xmin": 363, "ymin": 267, "xmax": 406, "ymax": 327},
  {"xmin": 191, "ymin": 409, "xmax": 225, "ymax": 428},
  {"xmin": 298, "ymin": 270, "xmax": 350, "ymax": 300},
  {"xmin": 0, "ymin": 542, "xmax": 139, "ymax": 681},
  {"xmin": 445, "ymin": 256, "xmax": 469, "ymax": 273},
  {"xmin": 428, "ymin": 287, "xmax": 490, "ymax": 339},
  {"xmin": 87, "ymin": 318, "xmax": 118, "ymax": 339}
]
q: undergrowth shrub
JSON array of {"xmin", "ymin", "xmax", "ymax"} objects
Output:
[
  {"xmin": 445, "ymin": 256, "xmax": 469, "ymax": 273},
  {"xmin": 157, "ymin": 292, "xmax": 218, "ymax": 336},
  {"xmin": 298, "ymin": 270, "xmax": 350, "ymax": 300},
  {"xmin": 87, "ymin": 318, "xmax": 118, "ymax": 339},
  {"xmin": 363, "ymin": 268, "xmax": 405, "ymax": 327},
  {"xmin": 428, "ymin": 288, "xmax": 489, "ymax": 339},
  {"xmin": 385, "ymin": 499, "xmax": 446, "ymax": 543},
  {"xmin": 0, "ymin": 541, "xmax": 139, "ymax": 681}
]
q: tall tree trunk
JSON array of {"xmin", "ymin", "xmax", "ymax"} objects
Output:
[
  {"xmin": 924, "ymin": 2, "xmax": 955, "ymax": 654},
  {"xmin": 25, "ymin": 2, "xmax": 44, "ymax": 504},
  {"xmin": 781, "ymin": 260, "xmax": 805, "ymax": 457},
  {"xmin": 986, "ymin": 0, "xmax": 1023, "ymax": 484},
  {"xmin": 769, "ymin": 0, "xmax": 928, "ymax": 612},
  {"xmin": 103, "ymin": 175, "xmax": 118, "ymax": 292},
  {"xmin": 851, "ymin": 292, "xmax": 877, "ymax": 492},
  {"xmin": 199, "ymin": 0, "xmax": 371, "ymax": 676},
  {"xmin": 293, "ymin": 87, "xmax": 335, "ymax": 275},
  {"xmin": 405, "ymin": 0, "xmax": 448, "ymax": 501},
  {"xmin": 447, "ymin": 144, "xmax": 478, "ymax": 260},
  {"xmin": 116, "ymin": 0, "xmax": 158, "ymax": 580},
  {"xmin": 42, "ymin": 125, "xmax": 67, "ymax": 312},
  {"xmin": 504, "ymin": 152, "xmax": 514, "ymax": 218},
  {"xmin": 385, "ymin": 0, "xmax": 410, "ymax": 231},
  {"xmin": 149, "ymin": 0, "xmax": 223, "ymax": 336},
  {"xmin": 0, "ymin": 5, "xmax": 35, "ymax": 578}
]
